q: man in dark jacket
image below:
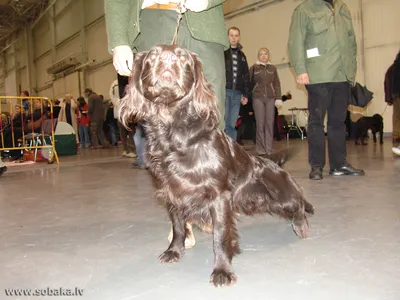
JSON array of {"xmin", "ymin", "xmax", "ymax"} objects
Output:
[
  {"xmin": 288, "ymin": 0, "xmax": 364, "ymax": 180},
  {"xmin": 224, "ymin": 27, "xmax": 250, "ymax": 140},
  {"xmin": 86, "ymin": 88, "xmax": 108, "ymax": 148},
  {"xmin": 385, "ymin": 50, "xmax": 400, "ymax": 144}
]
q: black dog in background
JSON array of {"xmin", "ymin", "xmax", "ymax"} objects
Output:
[{"xmin": 355, "ymin": 114, "xmax": 384, "ymax": 145}]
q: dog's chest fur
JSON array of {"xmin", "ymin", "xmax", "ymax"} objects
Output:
[{"xmin": 146, "ymin": 112, "xmax": 248, "ymax": 211}]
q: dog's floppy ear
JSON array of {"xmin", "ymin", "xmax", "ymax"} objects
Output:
[
  {"xmin": 119, "ymin": 51, "xmax": 149, "ymax": 127},
  {"xmin": 190, "ymin": 53, "xmax": 220, "ymax": 127}
]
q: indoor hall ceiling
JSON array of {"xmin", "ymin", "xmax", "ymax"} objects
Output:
[{"xmin": 0, "ymin": 0, "xmax": 49, "ymax": 48}]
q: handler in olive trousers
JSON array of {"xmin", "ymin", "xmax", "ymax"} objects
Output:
[{"xmin": 104, "ymin": 0, "xmax": 229, "ymax": 129}]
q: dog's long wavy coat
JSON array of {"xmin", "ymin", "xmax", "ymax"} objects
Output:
[{"xmin": 120, "ymin": 45, "xmax": 314, "ymax": 287}]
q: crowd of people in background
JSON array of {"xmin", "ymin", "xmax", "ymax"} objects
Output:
[
  {"xmin": 2, "ymin": 0, "xmax": 400, "ymax": 179},
  {"xmin": 0, "ymin": 87, "xmax": 138, "ymax": 160}
]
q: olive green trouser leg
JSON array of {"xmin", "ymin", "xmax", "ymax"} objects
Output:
[{"xmin": 134, "ymin": 10, "xmax": 226, "ymax": 129}]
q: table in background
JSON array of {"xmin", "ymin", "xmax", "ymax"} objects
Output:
[{"xmin": 287, "ymin": 107, "xmax": 309, "ymax": 140}]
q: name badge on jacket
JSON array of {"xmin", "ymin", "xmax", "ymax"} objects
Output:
[{"xmin": 307, "ymin": 48, "xmax": 320, "ymax": 58}]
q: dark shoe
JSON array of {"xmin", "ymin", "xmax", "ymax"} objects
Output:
[
  {"xmin": 309, "ymin": 168, "xmax": 323, "ymax": 180},
  {"xmin": 91, "ymin": 146, "xmax": 104, "ymax": 150},
  {"xmin": 0, "ymin": 166, "xmax": 7, "ymax": 177},
  {"xmin": 132, "ymin": 161, "xmax": 148, "ymax": 170},
  {"xmin": 329, "ymin": 164, "xmax": 365, "ymax": 176}
]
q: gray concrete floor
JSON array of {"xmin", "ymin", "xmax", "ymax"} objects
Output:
[{"xmin": 1, "ymin": 139, "xmax": 399, "ymax": 300}]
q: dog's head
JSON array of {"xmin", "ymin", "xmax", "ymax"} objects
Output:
[
  {"xmin": 372, "ymin": 114, "xmax": 383, "ymax": 122},
  {"xmin": 120, "ymin": 45, "xmax": 219, "ymax": 127}
]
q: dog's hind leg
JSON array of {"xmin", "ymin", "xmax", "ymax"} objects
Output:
[
  {"xmin": 304, "ymin": 199, "xmax": 315, "ymax": 216},
  {"xmin": 291, "ymin": 206, "xmax": 310, "ymax": 239},
  {"xmin": 360, "ymin": 129, "xmax": 368, "ymax": 145},
  {"xmin": 209, "ymin": 192, "xmax": 239, "ymax": 287},
  {"xmin": 372, "ymin": 130, "xmax": 377, "ymax": 144},
  {"xmin": 232, "ymin": 169, "xmax": 313, "ymax": 239},
  {"xmin": 271, "ymin": 192, "xmax": 311, "ymax": 239},
  {"xmin": 159, "ymin": 203, "xmax": 186, "ymax": 263}
]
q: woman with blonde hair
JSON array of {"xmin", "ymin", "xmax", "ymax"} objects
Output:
[
  {"xmin": 58, "ymin": 93, "xmax": 79, "ymax": 143},
  {"xmin": 249, "ymin": 47, "xmax": 282, "ymax": 155}
]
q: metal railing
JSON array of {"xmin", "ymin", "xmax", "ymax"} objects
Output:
[{"xmin": 0, "ymin": 96, "xmax": 59, "ymax": 164}]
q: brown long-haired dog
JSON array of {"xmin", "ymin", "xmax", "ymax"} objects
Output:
[{"xmin": 120, "ymin": 45, "xmax": 314, "ymax": 287}]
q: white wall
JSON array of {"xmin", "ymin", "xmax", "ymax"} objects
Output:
[
  {"xmin": 361, "ymin": 0, "xmax": 400, "ymax": 131},
  {"xmin": 225, "ymin": 0, "xmax": 400, "ymax": 132}
]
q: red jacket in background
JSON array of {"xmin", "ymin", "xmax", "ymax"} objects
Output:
[{"xmin": 78, "ymin": 104, "xmax": 90, "ymax": 126}]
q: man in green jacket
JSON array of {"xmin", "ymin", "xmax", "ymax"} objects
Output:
[
  {"xmin": 288, "ymin": 0, "xmax": 365, "ymax": 180},
  {"xmin": 104, "ymin": 0, "xmax": 228, "ymax": 129}
]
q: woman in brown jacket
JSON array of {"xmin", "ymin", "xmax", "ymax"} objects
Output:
[{"xmin": 249, "ymin": 48, "xmax": 282, "ymax": 155}]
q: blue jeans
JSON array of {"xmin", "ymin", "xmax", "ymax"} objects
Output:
[
  {"xmin": 133, "ymin": 124, "xmax": 146, "ymax": 166},
  {"xmin": 79, "ymin": 125, "xmax": 90, "ymax": 148},
  {"xmin": 224, "ymin": 89, "xmax": 242, "ymax": 140},
  {"xmin": 108, "ymin": 123, "xmax": 118, "ymax": 145}
]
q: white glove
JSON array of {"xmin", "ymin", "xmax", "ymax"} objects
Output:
[
  {"xmin": 275, "ymin": 99, "xmax": 283, "ymax": 109},
  {"xmin": 184, "ymin": 0, "xmax": 208, "ymax": 12},
  {"xmin": 112, "ymin": 45, "xmax": 134, "ymax": 76}
]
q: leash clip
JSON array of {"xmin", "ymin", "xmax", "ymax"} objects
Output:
[{"xmin": 171, "ymin": 0, "xmax": 186, "ymax": 45}]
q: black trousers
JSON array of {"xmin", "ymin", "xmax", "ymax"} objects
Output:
[
  {"xmin": 117, "ymin": 73, "xmax": 129, "ymax": 99},
  {"xmin": 306, "ymin": 82, "xmax": 349, "ymax": 170},
  {"xmin": 273, "ymin": 107, "xmax": 282, "ymax": 141}
]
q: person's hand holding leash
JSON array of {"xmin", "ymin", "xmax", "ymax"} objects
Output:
[
  {"xmin": 113, "ymin": 45, "xmax": 134, "ymax": 76},
  {"xmin": 296, "ymin": 73, "xmax": 310, "ymax": 85}
]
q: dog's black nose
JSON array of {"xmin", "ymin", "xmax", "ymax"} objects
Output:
[{"xmin": 160, "ymin": 51, "xmax": 177, "ymax": 64}]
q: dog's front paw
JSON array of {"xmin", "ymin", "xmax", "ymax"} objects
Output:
[
  {"xmin": 210, "ymin": 268, "xmax": 237, "ymax": 287},
  {"xmin": 158, "ymin": 249, "xmax": 183, "ymax": 263}
]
